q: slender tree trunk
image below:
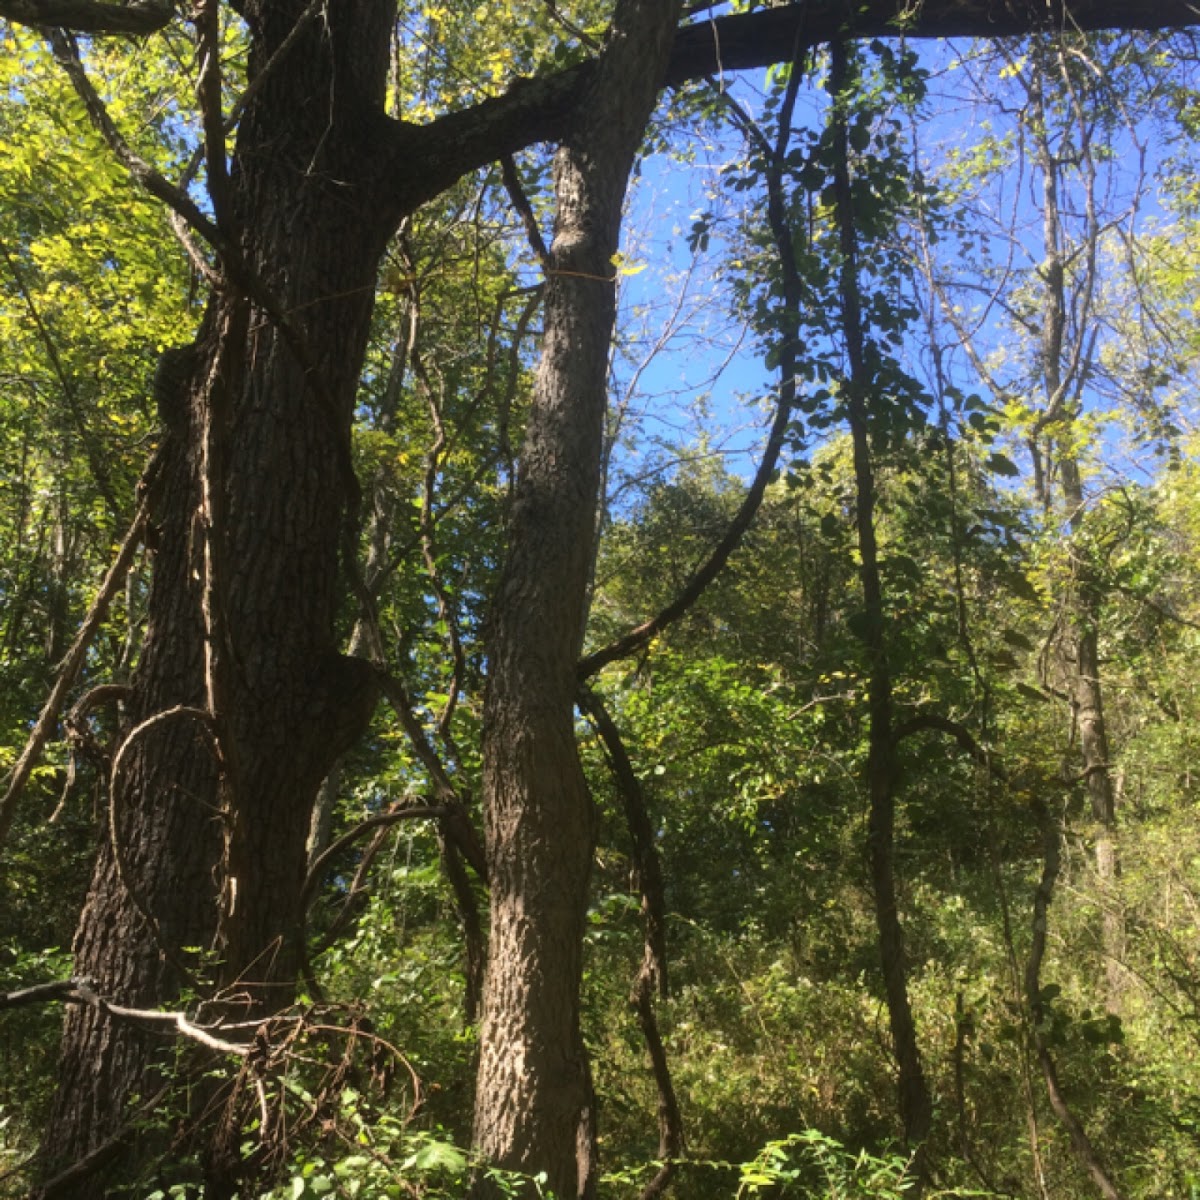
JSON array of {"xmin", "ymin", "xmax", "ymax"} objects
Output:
[
  {"xmin": 1028, "ymin": 47, "xmax": 1122, "ymax": 1010},
  {"xmin": 829, "ymin": 41, "xmax": 931, "ymax": 1150},
  {"xmin": 470, "ymin": 6, "xmax": 681, "ymax": 1197},
  {"xmin": 1026, "ymin": 800, "xmax": 1126, "ymax": 1200},
  {"xmin": 1060, "ymin": 457, "xmax": 1123, "ymax": 1008}
]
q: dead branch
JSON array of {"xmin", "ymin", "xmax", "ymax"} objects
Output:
[
  {"xmin": 0, "ymin": 472, "xmax": 154, "ymax": 855},
  {"xmin": 0, "ymin": 976, "xmax": 250, "ymax": 1054}
]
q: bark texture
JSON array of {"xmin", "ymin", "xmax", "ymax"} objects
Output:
[
  {"xmin": 470, "ymin": 5, "xmax": 681, "ymax": 1197},
  {"xmin": 44, "ymin": 399, "xmax": 221, "ymax": 1187},
  {"xmin": 42, "ymin": 1, "xmax": 397, "ymax": 1186}
]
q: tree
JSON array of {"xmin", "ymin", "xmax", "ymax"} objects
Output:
[{"xmin": 469, "ymin": 4, "xmax": 683, "ymax": 1196}]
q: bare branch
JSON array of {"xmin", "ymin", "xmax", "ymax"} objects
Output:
[
  {"xmin": 0, "ymin": 977, "xmax": 251, "ymax": 1055},
  {"xmin": 0, "ymin": 978, "xmax": 78, "ymax": 1008},
  {"xmin": 0, "ymin": 460, "xmax": 157, "ymax": 856}
]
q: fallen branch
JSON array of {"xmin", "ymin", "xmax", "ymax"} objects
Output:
[{"xmin": 0, "ymin": 977, "xmax": 250, "ymax": 1056}]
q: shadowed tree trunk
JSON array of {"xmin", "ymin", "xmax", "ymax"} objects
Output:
[
  {"xmin": 470, "ymin": 6, "xmax": 681, "ymax": 1197},
  {"xmin": 41, "ymin": 3, "xmax": 400, "ymax": 1186},
  {"xmin": 43, "ymin": 398, "xmax": 221, "ymax": 1187}
]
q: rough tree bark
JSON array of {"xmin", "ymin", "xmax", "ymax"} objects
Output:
[
  {"xmin": 470, "ymin": 6, "xmax": 681, "ymax": 1197},
  {"xmin": 42, "ymin": 2, "xmax": 401, "ymax": 1186}
]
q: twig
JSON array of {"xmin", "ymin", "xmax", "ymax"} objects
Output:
[
  {"xmin": 500, "ymin": 154, "xmax": 551, "ymax": 269},
  {"xmin": 0, "ymin": 470, "xmax": 155, "ymax": 856},
  {"xmin": 300, "ymin": 799, "xmax": 446, "ymax": 911}
]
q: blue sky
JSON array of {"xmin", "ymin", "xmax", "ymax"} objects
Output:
[{"xmin": 602, "ymin": 30, "xmax": 1199, "ymax": 522}]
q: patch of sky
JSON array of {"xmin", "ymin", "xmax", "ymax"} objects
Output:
[
  {"xmin": 605, "ymin": 73, "xmax": 793, "ymax": 515},
  {"xmin": 609, "ymin": 30, "xmax": 1200, "ymax": 529}
]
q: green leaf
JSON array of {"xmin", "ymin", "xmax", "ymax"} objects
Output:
[
  {"xmin": 410, "ymin": 1139, "xmax": 469, "ymax": 1174},
  {"xmin": 985, "ymin": 452, "xmax": 1021, "ymax": 477}
]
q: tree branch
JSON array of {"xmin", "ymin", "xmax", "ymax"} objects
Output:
[
  {"xmin": 376, "ymin": 0, "xmax": 1200, "ymax": 216},
  {"xmin": 893, "ymin": 710, "xmax": 1008, "ymax": 779},
  {"xmin": 664, "ymin": 0, "xmax": 1200, "ymax": 88},
  {"xmin": 578, "ymin": 68, "xmax": 804, "ymax": 680},
  {"xmin": 46, "ymin": 29, "xmax": 227, "ymax": 253},
  {"xmin": 1, "ymin": 0, "xmax": 170, "ymax": 33},
  {"xmin": 375, "ymin": 669, "xmax": 488, "ymax": 882},
  {"xmin": 0, "ymin": 458, "xmax": 157, "ymax": 856},
  {"xmin": 0, "ymin": 977, "xmax": 251, "ymax": 1055}
]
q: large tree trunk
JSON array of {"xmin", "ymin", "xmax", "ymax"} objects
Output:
[
  {"xmin": 470, "ymin": 5, "xmax": 681, "ymax": 1197},
  {"xmin": 41, "ymin": 2, "xmax": 396, "ymax": 1188},
  {"xmin": 43, "ymin": 405, "xmax": 221, "ymax": 1186}
]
